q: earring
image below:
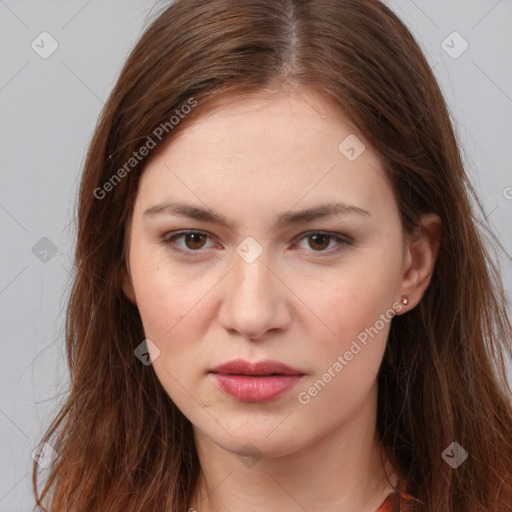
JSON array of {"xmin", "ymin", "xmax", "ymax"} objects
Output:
[{"xmin": 401, "ymin": 295, "xmax": 409, "ymax": 305}]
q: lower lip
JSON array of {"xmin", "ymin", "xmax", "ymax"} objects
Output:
[{"xmin": 210, "ymin": 373, "xmax": 303, "ymax": 403}]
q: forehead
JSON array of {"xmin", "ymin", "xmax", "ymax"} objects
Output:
[
  {"xmin": 163, "ymin": 88, "xmax": 363, "ymax": 156},
  {"xmin": 135, "ymin": 90, "xmax": 393, "ymax": 221}
]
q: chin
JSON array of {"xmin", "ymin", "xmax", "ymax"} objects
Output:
[{"xmin": 200, "ymin": 423, "xmax": 305, "ymax": 460}]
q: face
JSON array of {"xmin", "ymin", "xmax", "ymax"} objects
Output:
[{"xmin": 122, "ymin": 88, "xmax": 416, "ymax": 458}]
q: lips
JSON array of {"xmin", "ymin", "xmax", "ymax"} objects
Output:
[
  {"xmin": 209, "ymin": 359, "xmax": 303, "ymax": 377},
  {"xmin": 209, "ymin": 359, "xmax": 304, "ymax": 403}
]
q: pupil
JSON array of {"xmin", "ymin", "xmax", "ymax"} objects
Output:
[
  {"xmin": 311, "ymin": 234, "xmax": 328, "ymax": 250},
  {"xmin": 187, "ymin": 233, "xmax": 204, "ymax": 249}
]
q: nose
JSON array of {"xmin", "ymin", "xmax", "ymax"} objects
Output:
[{"xmin": 218, "ymin": 249, "xmax": 291, "ymax": 341}]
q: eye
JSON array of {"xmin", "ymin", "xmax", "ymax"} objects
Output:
[
  {"xmin": 293, "ymin": 231, "xmax": 352, "ymax": 255},
  {"xmin": 160, "ymin": 230, "xmax": 215, "ymax": 257}
]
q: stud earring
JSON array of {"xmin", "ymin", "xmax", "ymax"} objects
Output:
[{"xmin": 401, "ymin": 295, "xmax": 409, "ymax": 305}]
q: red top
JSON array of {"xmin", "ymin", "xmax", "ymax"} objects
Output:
[{"xmin": 376, "ymin": 480, "xmax": 420, "ymax": 511}]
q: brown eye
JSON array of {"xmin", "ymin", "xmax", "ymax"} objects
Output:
[
  {"xmin": 161, "ymin": 230, "xmax": 215, "ymax": 257},
  {"xmin": 294, "ymin": 231, "xmax": 352, "ymax": 256},
  {"xmin": 307, "ymin": 233, "xmax": 330, "ymax": 251},
  {"xmin": 183, "ymin": 232, "xmax": 207, "ymax": 250}
]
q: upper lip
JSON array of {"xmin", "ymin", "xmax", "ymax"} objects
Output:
[{"xmin": 210, "ymin": 359, "xmax": 303, "ymax": 376}]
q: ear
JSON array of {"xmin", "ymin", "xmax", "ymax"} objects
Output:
[
  {"xmin": 119, "ymin": 264, "xmax": 137, "ymax": 305},
  {"xmin": 395, "ymin": 212, "xmax": 442, "ymax": 313}
]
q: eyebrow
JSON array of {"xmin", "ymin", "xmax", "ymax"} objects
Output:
[{"xmin": 143, "ymin": 200, "xmax": 371, "ymax": 230}]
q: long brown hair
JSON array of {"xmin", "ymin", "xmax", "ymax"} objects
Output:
[{"xmin": 33, "ymin": 1, "xmax": 512, "ymax": 510}]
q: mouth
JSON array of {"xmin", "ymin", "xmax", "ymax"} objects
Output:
[{"xmin": 209, "ymin": 359, "xmax": 304, "ymax": 402}]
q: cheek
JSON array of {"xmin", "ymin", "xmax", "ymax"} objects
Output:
[
  {"xmin": 131, "ymin": 260, "xmax": 212, "ymax": 410},
  {"xmin": 298, "ymin": 254, "xmax": 400, "ymax": 398},
  {"xmin": 129, "ymin": 245, "xmax": 231, "ymax": 403},
  {"xmin": 310, "ymin": 281, "xmax": 393, "ymax": 377},
  {"xmin": 128, "ymin": 243, "xmax": 196, "ymax": 356},
  {"xmin": 313, "ymin": 256, "xmax": 398, "ymax": 343},
  {"xmin": 134, "ymin": 276, "xmax": 208, "ymax": 360},
  {"xmin": 295, "ymin": 288, "xmax": 394, "ymax": 421}
]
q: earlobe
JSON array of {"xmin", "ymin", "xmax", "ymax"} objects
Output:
[
  {"xmin": 396, "ymin": 213, "xmax": 442, "ymax": 311},
  {"xmin": 119, "ymin": 265, "xmax": 137, "ymax": 305}
]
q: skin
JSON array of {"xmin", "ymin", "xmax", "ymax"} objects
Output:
[{"xmin": 121, "ymin": 87, "xmax": 441, "ymax": 512}]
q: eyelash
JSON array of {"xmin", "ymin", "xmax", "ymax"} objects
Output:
[{"xmin": 159, "ymin": 230, "xmax": 353, "ymax": 259}]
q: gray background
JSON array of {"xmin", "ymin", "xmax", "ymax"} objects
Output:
[{"xmin": 0, "ymin": 0, "xmax": 511, "ymax": 509}]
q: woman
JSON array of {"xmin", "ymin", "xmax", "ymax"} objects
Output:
[{"xmin": 33, "ymin": 0, "xmax": 512, "ymax": 511}]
